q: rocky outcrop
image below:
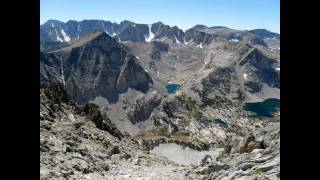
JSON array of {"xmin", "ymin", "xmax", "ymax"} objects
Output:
[
  {"xmin": 127, "ymin": 90, "xmax": 162, "ymax": 123},
  {"xmin": 194, "ymin": 122, "xmax": 280, "ymax": 180},
  {"xmin": 184, "ymin": 28, "xmax": 218, "ymax": 44},
  {"xmin": 152, "ymin": 22, "xmax": 185, "ymax": 43}
]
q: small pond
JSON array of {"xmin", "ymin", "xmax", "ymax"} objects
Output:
[
  {"xmin": 244, "ymin": 98, "xmax": 280, "ymax": 118},
  {"xmin": 166, "ymin": 83, "xmax": 181, "ymax": 94},
  {"xmin": 150, "ymin": 143, "xmax": 223, "ymax": 165}
]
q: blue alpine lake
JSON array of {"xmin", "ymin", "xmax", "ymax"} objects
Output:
[
  {"xmin": 166, "ymin": 83, "xmax": 181, "ymax": 94},
  {"xmin": 243, "ymin": 98, "xmax": 280, "ymax": 118}
]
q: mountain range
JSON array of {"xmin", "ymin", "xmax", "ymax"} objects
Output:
[{"xmin": 40, "ymin": 19, "xmax": 279, "ymax": 48}]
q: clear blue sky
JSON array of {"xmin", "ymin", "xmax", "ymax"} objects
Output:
[{"xmin": 40, "ymin": 0, "xmax": 280, "ymax": 33}]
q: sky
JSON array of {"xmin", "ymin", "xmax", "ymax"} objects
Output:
[{"xmin": 40, "ymin": 0, "xmax": 280, "ymax": 33}]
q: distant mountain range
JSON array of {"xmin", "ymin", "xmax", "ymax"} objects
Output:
[{"xmin": 40, "ymin": 19, "xmax": 279, "ymax": 46}]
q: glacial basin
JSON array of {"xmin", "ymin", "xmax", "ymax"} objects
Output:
[{"xmin": 150, "ymin": 143, "xmax": 223, "ymax": 165}]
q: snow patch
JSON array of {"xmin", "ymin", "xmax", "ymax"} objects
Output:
[
  {"xmin": 196, "ymin": 43, "xmax": 203, "ymax": 48},
  {"xmin": 144, "ymin": 69, "xmax": 149, "ymax": 73},
  {"xmin": 116, "ymin": 34, "xmax": 121, "ymax": 42},
  {"xmin": 55, "ymin": 29, "xmax": 63, "ymax": 42},
  {"xmin": 229, "ymin": 39, "xmax": 239, "ymax": 42},
  {"xmin": 136, "ymin": 56, "xmax": 140, "ymax": 59},
  {"xmin": 61, "ymin": 28, "xmax": 70, "ymax": 42},
  {"xmin": 243, "ymin": 73, "xmax": 248, "ymax": 80},
  {"xmin": 175, "ymin": 36, "xmax": 181, "ymax": 43},
  {"xmin": 104, "ymin": 30, "xmax": 110, "ymax": 35},
  {"xmin": 76, "ymin": 25, "xmax": 81, "ymax": 38},
  {"xmin": 275, "ymin": 68, "xmax": 280, "ymax": 71},
  {"xmin": 145, "ymin": 24, "xmax": 155, "ymax": 42}
]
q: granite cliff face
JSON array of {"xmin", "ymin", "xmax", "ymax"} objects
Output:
[{"xmin": 40, "ymin": 31, "xmax": 153, "ymax": 104}]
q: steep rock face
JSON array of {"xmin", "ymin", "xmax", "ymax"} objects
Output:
[
  {"xmin": 239, "ymin": 48, "xmax": 280, "ymax": 92},
  {"xmin": 184, "ymin": 28, "xmax": 218, "ymax": 44},
  {"xmin": 152, "ymin": 22, "xmax": 185, "ymax": 43},
  {"xmin": 118, "ymin": 23, "xmax": 149, "ymax": 42},
  {"xmin": 40, "ymin": 31, "xmax": 153, "ymax": 104}
]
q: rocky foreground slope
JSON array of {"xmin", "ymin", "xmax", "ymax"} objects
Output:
[
  {"xmin": 40, "ymin": 82, "xmax": 193, "ymax": 179},
  {"xmin": 40, "ymin": 82, "xmax": 279, "ymax": 179}
]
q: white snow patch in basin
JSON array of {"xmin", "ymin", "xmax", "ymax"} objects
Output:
[
  {"xmin": 275, "ymin": 68, "xmax": 280, "ymax": 71},
  {"xmin": 150, "ymin": 143, "xmax": 223, "ymax": 165}
]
